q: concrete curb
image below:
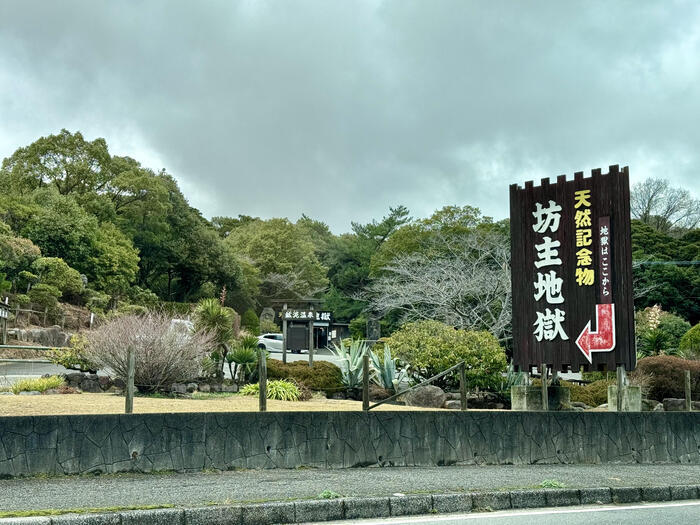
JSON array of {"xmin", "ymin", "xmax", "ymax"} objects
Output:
[{"xmin": 2, "ymin": 484, "xmax": 698, "ymax": 524}]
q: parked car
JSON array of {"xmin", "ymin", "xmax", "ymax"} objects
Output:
[{"xmin": 257, "ymin": 333, "xmax": 283, "ymax": 352}]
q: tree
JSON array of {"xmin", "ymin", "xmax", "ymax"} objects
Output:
[
  {"xmin": 630, "ymin": 178, "xmax": 700, "ymax": 235},
  {"xmin": 241, "ymin": 308, "xmax": 260, "ymax": 335},
  {"xmin": 226, "ymin": 218, "xmax": 328, "ymax": 301},
  {"xmin": 32, "ymin": 257, "xmax": 83, "ymax": 297},
  {"xmin": 193, "ymin": 298, "xmax": 235, "ymax": 377},
  {"xmin": 365, "ymin": 229, "xmax": 512, "ymax": 341}
]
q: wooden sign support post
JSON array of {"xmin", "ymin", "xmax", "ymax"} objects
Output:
[
  {"xmin": 616, "ymin": 365, "xmax": 626, "ymax": 412},
  {"xmin": 258, "ymin": 348, "xmax": 267, "ymax": 412},
  {"xmin": 125, "ymin": 347, "xmax": 135, "ymax": 414},
  {"xmin": 685, "ymin": 370, "xmax": 692, "ymax": 412},
  {"xmin": 459, "ymin": 363, "xmax": 467, "ymax": 411},
  {"xmin": 362, "ymin": 354, "xmax": 370, "ymax": 411},
  {"xmin": 540, "ymin": 363, "xmax": 548, "ymax": 411},
  {"xmin": 282, "ymin": 303, "xmax": 288, "ymax": 364},
  {"xmin": 308, "ymin": 307, "xmax": 314, "ymax": 367}
]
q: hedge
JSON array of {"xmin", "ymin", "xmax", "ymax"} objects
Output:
[{"xmin": 266, "ymin": 358, "xmax": 344, "ymax": 395}]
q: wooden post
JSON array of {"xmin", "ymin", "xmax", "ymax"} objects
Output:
[
  {"xmin": 685, "ymin": 370, "xmax": 692, "ymax": 412},
  {"xmin": 616, "ymin": 365, "xmax": 626, "ymax": 412},
  {"xmin": 308, "ymin": 307, "xmax": 314, "ymax": 367},
  {"xmin": 459, "ymin": 362, "xmax": 467, "ymax": 411},
  {"xmin": 125, "ymin": 347, "xmax": 135, "ymax": 414},
  {"xmin": 282, "ymin": 303, "xmax": 288, "ymax": 364},
  {"xmin": 540, "ymin": 363, "xmax": 548, "ymax": 411},
  {"xmin": 362, "ymin": 353, "xmax": 370, "ymax": 411},
  {"xmin": 282, "ymin": 318, "xmax": 288, "ymax": 364},
  {"xmin": 258, "ymin": 348, "xmax": 267, "ymax": 412},
  {"xmin": 43, "ymin": 307, "xmax": 48, "ymax": 326}
]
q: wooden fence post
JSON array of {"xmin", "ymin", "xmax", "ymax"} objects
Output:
[
  {"xmin": 125, "ymin": 347, "xmax": 135, "ymax": 414},
  {"xmin": 540, "ymin": 363, "xmax": 548, "ymax": 411},
  {"xmin": 616, "ymin": 365, "xmax": 626, "ymax": 412},
  {"xmin": 685, "ymin": 370, "xmax": 692, "ymax": 412},
  {"xmin": 362, "ymin": 353, "xmax": 370, "ymax": 411},
  {"xmin": 459, "ymin": 362, "xmax": 467, "ymax": 411},
  {"xmin": 259, "ymin": 348, "xmax": 267, "ymax": 412},
  {"xmin": 43, "ymin": 307, "xmax": 48, "ymax": 326}
]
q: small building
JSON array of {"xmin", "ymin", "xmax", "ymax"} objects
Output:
[{"xmin": 268, "ymin": 299, "xmax": 346, "ymax": 352}]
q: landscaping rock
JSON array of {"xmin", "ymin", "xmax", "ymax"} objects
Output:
[
  {"xmin": 328, "ymin": 392, "xmax": 345, "ymax": 399},
  {"xmin": 19, "ymin": 391, "xmax": 40, "ymax": 395},
  {"xmin": 571, "ymin": 401, "xmax": 590, "ymax": 409},
  {"xmin": 653, "ymin": 403, "xmax": 665, "ymax": 411},
  {"xmin": 113, "ymin": 378, "xmax": 126, "ymax": 390},
  {"xmin": 64, "ymin": 372, "xmax": 85, "ymax": 385},
  {"xmin": 468, "ymin": 391, "xmax": 506, "ymax": 409},
  {"xmin": 210, "ymin": 384, "xmax": 222, "ymax": 393},
  {"xmin": 369, "ymin": 384, "xmax": 391, "ymax": 401},
  {"xmin": 403, "ymin": 385, "xmax": 446, "ymax": 408},
  {"xmin": 663, "ymin": 398, "xmax": 686, "ymax": 411},
  {"xmin": 199, "ymin": 384, "xmax": 211, "ymax": 393},
  {"xmin": 98, "ymin": 376, "xmax": 112, "ymax": 390},
  {"xmin": 221, "ymin": 384, "xmax": 237, "ymax": 393},
  {"xmin": 0, "ymin": 391, "xmax": 14, "ymax": 395},
  {"xmin": 171, "ymin": 383, "xmax": 187, "ymax": 394},
  {"xmin": 186, "ymin": 382, "xmax": 198, "ymax": 393},
  {"xmin": 80, "ymin": 380, "xmax": 102, "ymax": 393},
  {"xmin": 444, "ymin": 400, "xmax": 463, "ymax": 410}
]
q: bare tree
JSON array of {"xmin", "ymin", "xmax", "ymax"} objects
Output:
[
  {"xmin": 630, "ymin": 178, "xmax": 700, "ymax": 234},
  {"xmin": 363, "ymin": 230, "xmax": 512, "ymax": 341}
]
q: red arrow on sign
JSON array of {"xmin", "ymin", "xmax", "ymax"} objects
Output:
[{"xmin": 576, "ymin": 303, "xmax": 616, "ymax": 363}]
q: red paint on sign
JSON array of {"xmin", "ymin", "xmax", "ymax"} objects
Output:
[{"xmin": 575, "ymin": 303, "xmax": 616, "ymax": 363}]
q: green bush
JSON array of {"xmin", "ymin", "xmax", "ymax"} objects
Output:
[
  {"xmin": 241, "ymin": 308, "xmax": 260, "ymax": 335},
  {"xmin": 679, "ymin": 323, "xmax": 700, "ymax": 353},
  {"xmin": 11, "ymin": 375, "xmax": 64, "ymax": 394},
  {"xmin": 267, "ymin": 358, "xmax": 344, "ymax": 394},
  {"xmin": 531, "ymin": 378, "xmax": 612, "ymax": 407},
  {"xmin": 635, "ymin": 305, "xmax": 691, "ymax": 356},
  {"xmin": 28, "ymin": 283, "xmax": 61, "ymax": 309},
  {"xmin": 259, "ymin": 319, "xmax": 280, "ymax": 334},
  {"xmin": 636, "ymin": 355, "xmax": 700, "ymax": 401},
  {"xmin": 47, "ymin": 334, "xmax": 96, "ymax": 373},
  {"xmin": 384, "ymin": 320, "xmax": 507, "ymax": 390},
  {"xmin": 240, "ymin": 379, "xmax": 301, "ymax": 401},
  {"xmin": 32, "ymin": 257, "xmax": 83, "ymax": 297}
]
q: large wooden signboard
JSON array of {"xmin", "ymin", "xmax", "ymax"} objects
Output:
[{"xmin": 509, "ymin": 165, "xmax": 635, "ymax": 371}]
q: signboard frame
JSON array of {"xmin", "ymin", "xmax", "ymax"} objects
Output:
[{"xmin": 509, "ymin": 165, "xmax": 635, "ymax": 372}]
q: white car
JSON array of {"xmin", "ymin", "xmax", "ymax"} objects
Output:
[{"xmin": 257, "ymin": 333, "xmax": 283, "ymax": 352}]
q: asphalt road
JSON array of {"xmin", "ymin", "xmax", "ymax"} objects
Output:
[
  {"xmin": 1, "ymin": 464, "xmax": 699, "ymax": 511},
  {"xmin": 309, "ymin": 501, "xmax": 700, "ymax": 525}
]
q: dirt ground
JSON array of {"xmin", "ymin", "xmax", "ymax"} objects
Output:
[{"xmin": 0, "ymin": 392, "xmax": 439, "ymax": 416}]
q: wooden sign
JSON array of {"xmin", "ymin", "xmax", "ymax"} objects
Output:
[{"xmin": 509, "ymin": 166, "xmax": 635, "ymax": 371}]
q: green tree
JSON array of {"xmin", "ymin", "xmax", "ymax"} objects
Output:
[
  {"xmin": 241, "ymin": 308, "xmax": 260, "ymax": 335},
  {"xmin": 32, "ymin": 257, "xmax": 83, "ymax": 297},
  {"xmin": 193, "ymin": 298, "xmax": 235, "ymax": 377}
]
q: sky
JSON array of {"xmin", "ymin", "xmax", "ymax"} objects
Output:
[{"xmin": 1, "ymin": 0, "xmax": 699, "ymax": 232}]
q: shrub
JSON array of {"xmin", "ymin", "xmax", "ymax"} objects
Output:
[
  {"xmin": 85, "ymin": 312, "xmax": 216, "ymax": 393},
  {"xmin": 240, "ymin": 379, "xmax": 301, "ymax": 401},
  {"xmin": 47, "ymin": 334, "xmax": 96, "ymax": 373},
  {"xmin": 369, "ymin": 345, "xmax": 407, "ymax": 393},
  {"xmin": 32, "ymin": 257, "xmax": 84, "ymax": 296},
  {"xmin": 384, "ymin": 320, "xmax": 507, "ymax": 390},
  {"xmin": 531, "ymin": 378, "xmax": 612, "ymax": 407},
  {"xmin": 635, "ymin": 305, "xmax": 691, "ymax": 356},
  {"xmin": 11, "ymin": 375, "xmax": 64, "ymax": 394},
  {"xmin": 635, "ymin": 355, "xmax": 700, "ymax": 401},
  {"xmin": 259, "ymin": 319, "xmax": 280, "ymax": 334},
  {"xmin": 194, "ymin": 298, "xmax": 235, "ymax": 377},
  {"xmin": 241, "ymin": 308, "xmax": 260, "ymax": 335},
  {"xmin": 329, "ymin": 339, "xmax": 368, "ymax": 390},
  {"xmin": 267, "ymin": 358, "xmax": 344, "ymax": 394},
  {"xmin": 679, "ymin": 323, "xmax": 700, "ymax": 353},
  {"xmin": 28, "ymin": 283, "xmax": 61, "ymax": 309}
]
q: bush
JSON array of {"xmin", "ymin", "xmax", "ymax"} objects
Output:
[
  {"xmin": 635, "ymin": 355, "xmax": 700, "ymax": 401},
  {"xmin": 679, "ymin": 323, "xmax": 700, "ymax": 353},
  {"xmin": 47, "ymin": 334, "xmax": 96, "ymax": 373},
  {"xmin": 531, "ymin": 378, "xmax": 612, "ymax": 407},
  {"xmin": 240, "ymin": 379, "xmax": 301, "ymax": 401},
  {"xmin": 28, "ymin": 283, "xmax": 61, "ymax": 309},
  {"xmin": 241, "ymin": 308, "xmax": 260, "ymax": 335},
  {"xmin": 267, "ymin": 358, "xmax": 344, "ymax": 394},
  {"xmin": 85, "ymin": 312, "xmax": 216, "ymax": 393},
  {"xmin": 259, "ymin": 319, "xmax": 280, "ymax": 334},
  {"xmin": 384, "ymin": 320, "xmax": 507, "ymax": 390},
  {"xmin": 635, "ymin": 305, "xmax": 691, "ymax": 356},
  {"xmin": 32, "ymin": 257, "xmax": 84, "ymax": 296},
  {"xmin": 11, "ymin": 375, "xmax": 64, "ymax": 394}
]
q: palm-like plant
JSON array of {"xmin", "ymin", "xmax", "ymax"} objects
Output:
[
  {"xmin": 228, "ymin": 345, "xmax": 258, "ymax": 385},
  {"xmin": 194, "ymin": 298, "xmax": 234, "ymax": 377},
  {"xmin": 369, "ymin": 345, "xmax": 407, "ymax": 393},
  {"xmin": 329, "ymin": 339, "xmax": 370, "ymax": 390}
]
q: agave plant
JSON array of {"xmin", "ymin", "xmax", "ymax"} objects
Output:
[
  {"xmin": 329, "ymin": 339, "xmax": 370, "ymax": 390},
  {"xmin": 369, "ymin": 345, "xmax": 407, "ymax": 393},
  {"xmin": 228, "ymin": 345, "xmax": 258, "ymax": 385}
]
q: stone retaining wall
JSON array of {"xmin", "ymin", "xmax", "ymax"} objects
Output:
[{"xmin": 0, "ymin": 411, "xmax": 698, "ymax": 477}]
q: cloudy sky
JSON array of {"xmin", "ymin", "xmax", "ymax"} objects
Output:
[{"xmin": 1, "ymin": 1, "xmax": 698, "ymax": 232}]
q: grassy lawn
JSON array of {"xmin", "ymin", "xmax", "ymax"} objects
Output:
[{"xmin": 0, "ymin": 392, "xmax": 439, "ymax": 416}]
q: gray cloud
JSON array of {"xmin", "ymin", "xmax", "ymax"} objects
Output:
[{"xmin": 1, "ymin": 0, "xmax": 698, "ymax": 231}]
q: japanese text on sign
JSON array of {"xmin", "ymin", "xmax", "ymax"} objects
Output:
[
  {"xmin": 598, "ymin": 216, "xmax": 612, "ymax": 301},
  {"xmin": 531, "ymin": 200, "xmax": 568, "ymax": 342},
  {"xmin": 574, "ymin": 189, "xmax": 594, "ymax": 286}
]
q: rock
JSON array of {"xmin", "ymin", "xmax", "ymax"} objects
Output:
[
  {"xmin": 186, "ymin": 382, "xmax": 198, "ymax": 393},
  {"xmin": 328, "ymin": 392, "xmax": 345, "ymax": 400},
  {"xmin": 171, "ymin": 383, "xmax": 187, "ymax": 394},
  {"xmin": 198, "ymin": 384, "xmax": 211, "ymax": 393},
  {"xmin": 0, "ymin": 391, "xmax": 14, "ymax": 395},
  {"xmin": 85, "ymin": 373, "xmax": 99, "ymax": 382},
  {"xmin": 571, "ymin": 401, "xmax": 591, "ymax": 409},
  {"xmin": 210, "ymin": 384, "xmax": 222, "ymax": 393},
  {"xmin": 113, "ymin": 378, "xmax": 126, "ymax": 390},
  {"xmin": 403, "ymin": 385, "xmax": 447, "ymax": 408},
  {"xmin": 445, "ymin": 392, "xmax": 462, "ymax": 401},
  {"xmin": 43, "ymin": 388, "xmax": 61, "ymax": 395},
  {"xmin": 80, "ymin": 380, "xmax": 102, "ymax": 393},
  {"xmin": 662, "ymin": 398, "xmax": 686, "ymax": 412},
  {"xmin": 443, "ymin": 400, "xmax": 463, "ymax": 410},
  {"xmin": 64, "ymin": 372, "xmax": 85, "ymax": 385},
  {"xmin": 641, "ymin": 398, "xmax": 660, "ymax": 411},
  {"xmin": 19, "ymin": 391, "xmax": 40, "ymax": 395},
  {"xmin": 468, "ymin": 391, "xmax": 506, "ymax": 410},
  {"xmin": 98, "ymin": 376, "xmax": 112, "ymax": 390},
  {"xmin": 369, "ymin": 384, "xmax": 392, "ymax": 401},
  {"xmin": 653, "ymin": 403, "xmax": 664, "ymax": 411},
  {"xmin": 597, "ymin": 403, "xmax": 608, "ymax": 409},
  {"xmin": 221, "ymin": 384, "xmax": 237, "ymax": 393}
]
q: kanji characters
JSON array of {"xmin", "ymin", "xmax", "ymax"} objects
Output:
[
  {"xmin": 532, "ymin": 200, "xmax": 562, "ymax": 233},
  {"xmin": 534, "ymin": 236, "xmax": 562, "ymax": 268},
  {"xmin": 533, "ymin": 308, "xmax": 569, "ymax": 342},
  {"xmin": 533, "ymin": 271, "xmax": 564, "ymax": 303}
]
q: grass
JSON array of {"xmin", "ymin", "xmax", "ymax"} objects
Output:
[
  {"xmin": 10, "ymin": 375, "xmax": 64, "ymax": 395},
  {"xmin": 0, "ymin": 392, "xmax": 440, "ymax": 416},
  {"xmin": 241, "ymin": 380, "xmax": 301, "ymax": 401},
  {"xmin": 0, "ymin": 504, "xmax": 175, "ymax": 519},
  {"xmin": 318, "ymin": 490, "xmax": 342, "ymax": 499},
  {"xmin": 540, "ymin": 479, "xmax": 566, "ymax": 488}
]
